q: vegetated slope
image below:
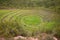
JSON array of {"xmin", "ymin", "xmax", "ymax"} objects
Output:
[{"xmin": 0, "ymin": 9, "xmax": 59, "ymax": 38}]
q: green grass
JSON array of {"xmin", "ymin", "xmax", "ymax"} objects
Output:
[
  {"xmin": 21, "ymin": 15, "xmax": 41, "ymax": 26},
  {"xmin": 0, "ymin": 10, "xmax": 11, "ymax": 18},
  {"xmin": 0, "ymin": 9, "xmax": 59, "ymax": 38}
]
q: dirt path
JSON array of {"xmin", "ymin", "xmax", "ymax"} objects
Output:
[{"xmin": 0, "ymin": 34, "xmax": 58, "ymax": 40}]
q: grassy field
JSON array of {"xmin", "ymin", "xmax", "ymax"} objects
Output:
[{"xmin": 0, "ymin": 9, "xmax": 60, "ymax": 38}]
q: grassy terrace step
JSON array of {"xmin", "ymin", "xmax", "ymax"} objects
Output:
[
  {"xmin": 1, "ymin": 10, "xmax": 19, "ymax": 22},
  {"xmin": 0, "ymin": 10, "xmax": 17, "ymax": 22},
  {"xmin": 0, "ymin": 10, "xmax": 11, "ymax": 18}
]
